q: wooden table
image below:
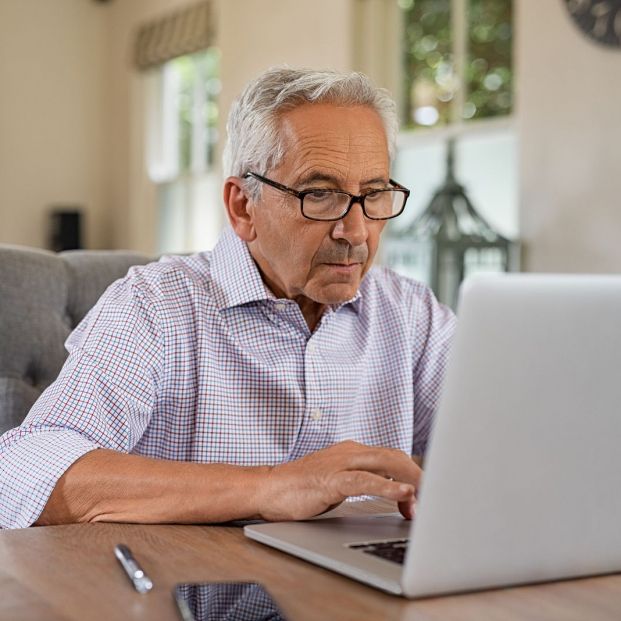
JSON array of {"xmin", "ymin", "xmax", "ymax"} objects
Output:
[{"xmin": 2, "ymin": 499, "xmax": 621, "ymax": 621}]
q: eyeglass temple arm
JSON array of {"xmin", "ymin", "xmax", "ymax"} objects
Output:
[{"xmin": 244, "ymin": 172, "xmax": 302, "ymax": 198}]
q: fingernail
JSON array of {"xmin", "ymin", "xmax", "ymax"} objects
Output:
[{"xmin": 410, "ymin": 500, "xmax": 417, "ymax": 516}]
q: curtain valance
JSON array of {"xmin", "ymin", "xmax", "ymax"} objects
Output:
[{"xmin": 134, "ymin": 1, "xmax": 215, "ymax": 71}]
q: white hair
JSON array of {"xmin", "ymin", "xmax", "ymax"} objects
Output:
[{"xmin": 222, "ymin": 67, "xmax": 399, "ymax": 199}]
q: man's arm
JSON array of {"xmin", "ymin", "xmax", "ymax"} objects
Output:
[
  {"xmin": 36, "ymin": 440, "xmax": 421, "ymax": 525},
  {"xmin": 411, "ymin": 286, "xmax": 456, "ymax": 456},
  {"xmin": 0, "ymin": 273, "xmax": 164, "ymax": 529}
]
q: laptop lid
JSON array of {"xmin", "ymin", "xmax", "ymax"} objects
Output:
[{"xmin": 403, "ymin": 274, "xmax": 621, "ymax": 597}]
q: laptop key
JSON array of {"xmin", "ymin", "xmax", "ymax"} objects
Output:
[{"xmin": 348, "ymin": 539, "xmax": 409, "ymax": 565}]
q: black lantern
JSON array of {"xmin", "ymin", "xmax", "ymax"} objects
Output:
[{"xmin": 385, "ymin": 139, "xmax": 517, "ymax": 309}]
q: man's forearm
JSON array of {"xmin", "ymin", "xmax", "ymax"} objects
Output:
[
  {"xmin": 35, "ymin": 449, "xmax": 269, "ymax": 526},
  {"xmin": 35, "ymin": 441, "xmax": 422, "ymax": 526}
]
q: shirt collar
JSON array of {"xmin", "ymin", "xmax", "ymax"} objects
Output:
[
  {"xmin": 209, "ymin": 228, "xmax": 275, "ymax": 310},
  {"xmin": 209, "ymin": 227, "xmax": 362, "ymax": 314}
]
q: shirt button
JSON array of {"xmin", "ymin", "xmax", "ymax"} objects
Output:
[
  {"xmin": 307, "ymin": 342, "xmax": 316, "ymax": 354},
  {"xmin": 311, "ymin": 409, "xmax": 322, "ymax": 421},
  {"xmin": 275, "ymin": 303, "xmax": 286, "ymax": 312}
]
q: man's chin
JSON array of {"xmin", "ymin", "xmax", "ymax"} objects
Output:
[
  {"xmin": 310, "ymin": 281, "xmax": 361, "ymax": 306},
  {"xmin": 304, "ymin": 263, "xmax": 369, "ymax": 305}
]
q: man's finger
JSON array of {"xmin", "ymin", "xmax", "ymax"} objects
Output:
[
  {"xmin": 333, "ymin": 470, "xmax": 416, "ymax": 502},
  {"xmin": 398, "ymin": 498, "xmax": 416, "ymax": 521},
  {"xmin": 343, "ymin": 448, "xmax": 422, "ymax": 488}
]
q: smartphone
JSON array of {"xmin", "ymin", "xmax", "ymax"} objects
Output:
[{"xmin": 173, "ymin": 582, "xmax": 290, "ymax": 621}]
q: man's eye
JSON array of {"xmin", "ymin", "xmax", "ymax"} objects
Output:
[
  {"xmin": 306, "ymin": 191, "xmax": 332, "ymax": 202},
  {"xmin": 365, "ymin": 191, "xmax": 383, "ymax": 202}
]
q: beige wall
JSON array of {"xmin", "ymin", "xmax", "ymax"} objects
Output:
[
  {"xmin": 517, "ymin": 0, "xmax": 621, "ymax": 272},
  {"xmin": 0, "ymin": 0, "xmax": 110, "ymax": 249}
]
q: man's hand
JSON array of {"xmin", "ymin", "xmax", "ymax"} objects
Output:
[
  {"xmin": 256, "ymin": 440, "xmax": 421, "ymax": 522},
  {"xmin": 36, "ymin": 443, "xmax": 421, "ymax": 527}
]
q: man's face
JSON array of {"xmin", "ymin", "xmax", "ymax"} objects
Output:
[{"xmin": 245, "ymin": 103, "xmax": 390, "ymax": 311}]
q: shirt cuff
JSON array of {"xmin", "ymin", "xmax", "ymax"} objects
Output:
[{"xmin": 0, "ymin": 430, "xmax": 100, "ymax": 529}]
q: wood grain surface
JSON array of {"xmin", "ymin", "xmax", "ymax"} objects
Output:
[{"xmin": 1, "ymin": 499, "xmax": 621, "ymax": 621}]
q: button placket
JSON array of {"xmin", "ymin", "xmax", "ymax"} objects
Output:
[{"xmin": 304, "ymin": 336, "xmax": 325, "ymax": 427}]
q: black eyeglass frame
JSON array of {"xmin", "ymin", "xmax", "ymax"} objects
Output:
[{"xmin": 243, "ymin": 171, "xmax": 410, "ymax": 222}]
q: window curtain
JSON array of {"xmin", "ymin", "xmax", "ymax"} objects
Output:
[{"xmin": 134, "ymin": 1, "xmax": 215, "ymax": 71}]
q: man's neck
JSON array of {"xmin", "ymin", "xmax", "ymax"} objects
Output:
[
  {"xmin": 293, "ymin": 296, "xmax": 327, "ymax": 333},
  {"xmin": 248, "ymin": 250, "xmax": 328, "ymax": 332}
]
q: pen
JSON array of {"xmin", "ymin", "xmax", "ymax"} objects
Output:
[{"xmin": 114, "ymin": 544, "xmax": 153, "ymax": 594}]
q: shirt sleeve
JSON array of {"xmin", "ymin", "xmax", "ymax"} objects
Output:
[
  {"xmin": 411, "ymin": 287, "xmax": 456, "ymax": 456},
  {"xmin": 0, "ymin": 274, "xmax": 164, "ymax": 529}
]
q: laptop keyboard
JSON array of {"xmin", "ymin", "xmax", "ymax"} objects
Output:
[{"xmin": 348, "ymin": 538, "xmax": 409, "ymax": 565}]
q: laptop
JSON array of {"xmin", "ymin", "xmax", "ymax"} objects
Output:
[{"xmin": 245, "ymin": 274, "xmax": 621, "ymax": 598}]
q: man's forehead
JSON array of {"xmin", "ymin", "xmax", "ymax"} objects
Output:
[{"xmin": 275, "ymin": 103, "xmax": 390, "ymax": 184}]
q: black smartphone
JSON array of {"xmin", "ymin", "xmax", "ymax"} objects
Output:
[{"xmin": 173, "ymin": 582, "xmax": 290, "ymax": 621}]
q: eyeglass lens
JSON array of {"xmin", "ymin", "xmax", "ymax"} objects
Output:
[{"xmin": 302, "ymin": 190, "xmax": 405, "ymax": 220}]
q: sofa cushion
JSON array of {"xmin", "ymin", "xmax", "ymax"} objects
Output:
[{"xmin": 0, "ymin": 244, "xmax": 152, "ymax": 433}]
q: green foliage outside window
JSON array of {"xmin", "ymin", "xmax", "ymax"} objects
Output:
[
  {"xmin": 466, "ymin": 0, "xmax": 512, "ymax": 120},
  {"xmin": 401, "ymin": 0, "xmax": 513, "ymax": 130}
]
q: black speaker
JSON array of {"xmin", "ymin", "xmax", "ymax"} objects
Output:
[{"xmin": 49, "ymin": 209, "xmax": 83, "ymax": 252}]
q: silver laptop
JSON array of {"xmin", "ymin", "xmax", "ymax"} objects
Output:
[{"xmin": 245, "ymin": 274, "xmax": 621, "ymax": 598}]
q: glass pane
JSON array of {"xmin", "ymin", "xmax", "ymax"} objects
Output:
[
  {"xmin": 155, "ymin": 47, "xmax": 222, "ymax": 254},
  {"xmin": 401, "ymin": 0, "xmax": 513, "ymax": 127},
  {"xmin": 158, "ymin": 173, "xmax": 221, "ymax": 254},
  {"xmin": 171, "ymin": 54, "xmax": 194, "ymax": 173},
  {"xmin": 392, "ymin": 128, "xmax": 518, "ymax": 238},
  {"xmin": 401, "ymin": 0, "xmax": 453, "ymax": 130},
  {"xmin": 168, "ymin": 47, "xmax": 220, "ymax": 174},
  {"xmin": 158, "ymin": 179, "xmax": 189, "ymax": 253},
  {"xmin": 464, "ymin": 0, "xmax": 513, "ymax": 120}
]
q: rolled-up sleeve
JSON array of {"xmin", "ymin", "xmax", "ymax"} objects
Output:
[{"xmin": 0, "ymin": 274, "xmax": 163, "ymax": 529}]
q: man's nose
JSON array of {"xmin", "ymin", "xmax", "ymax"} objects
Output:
[{"xmin": 331, "ymin": 202, "xmax": 369, "ymax": 246}]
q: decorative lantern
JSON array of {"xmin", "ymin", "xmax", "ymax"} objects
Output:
[{"xmin": 385, "ymin": 139, "xmax": 518, "ymax": 309}]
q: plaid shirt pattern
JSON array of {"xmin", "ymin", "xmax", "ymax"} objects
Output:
[{"xmin": 0, "ymin": 228, "xmax": 455, "ymax": 529}]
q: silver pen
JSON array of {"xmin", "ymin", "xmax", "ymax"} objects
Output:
[{"xmin": 114, "ymin": 544, "xmax": 154, "ymax": 594}]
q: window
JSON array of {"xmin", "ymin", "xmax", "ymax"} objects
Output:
[
  {"xmin": 401, "ymin": 0, "xmax": 513, "ymax": 128},
  {"xmin": 146, "ymin": 47, "xmax": 222, "ymax": 254},
  {"xmin": 386, "ymin": 0, "xmax": 518, "ymax": 280}
]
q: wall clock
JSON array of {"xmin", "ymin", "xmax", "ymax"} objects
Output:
[{"xmin": 564, "ymin": 0, "xmax": 621, "ymax": 48}]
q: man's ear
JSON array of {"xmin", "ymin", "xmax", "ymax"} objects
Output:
[{"xmin": 223, "ymin": 176, "xmax": 257, "ymax": 242}]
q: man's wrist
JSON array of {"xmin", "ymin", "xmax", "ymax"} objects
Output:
[{"xmin": 244, "ymin": 465, "xmax": 275, "ymax": 521}]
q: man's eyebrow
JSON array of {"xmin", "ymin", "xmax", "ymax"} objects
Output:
[
  {"xmin": 362, "ymin": 176, "xmax": 390, "ymax": 186},
  {"xmin": 296, "ymin": 172, "xmax": 389, "ymax": 188},
  {"xmin": 296, "ymin": 172, "xmax": 342, "ymax": 187}
]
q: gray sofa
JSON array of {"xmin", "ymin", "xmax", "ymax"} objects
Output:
[{"xmin": 0, "ymin": 244, "xmax": 153, "ymax": 434}]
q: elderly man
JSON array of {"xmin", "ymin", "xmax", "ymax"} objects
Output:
[{"xmin": 0, "ymin": 68, "xmax": 454, "ymax": 530}]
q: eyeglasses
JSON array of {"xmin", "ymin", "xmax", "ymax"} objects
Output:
[{"xmin": 243, "ymin": 172, "xmax": 410, "ymax": 222}]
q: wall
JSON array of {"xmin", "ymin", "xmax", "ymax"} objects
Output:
[
  {"xmin": 517, "ymin": 0, "xmax": 621, "ymax": 272},
  {"xmin": 0, "ymin": 0, "xmax": 110, "ymax": 249}
]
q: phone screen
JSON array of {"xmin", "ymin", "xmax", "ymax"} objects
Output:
[{"xmin": 173, "ymin": 582, "xmax": 290, "ymax": 621}]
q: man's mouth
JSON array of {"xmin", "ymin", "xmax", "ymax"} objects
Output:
[{"xmin": 323, "ymin": 262, "xmax": 362, "ymax": 272}]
